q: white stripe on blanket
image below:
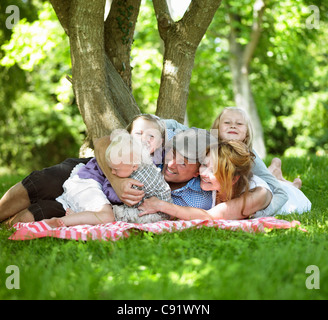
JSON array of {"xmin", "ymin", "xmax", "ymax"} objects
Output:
[{"xmin": 8, "ymin": 217, "xmax": 305, "ymax": 241}]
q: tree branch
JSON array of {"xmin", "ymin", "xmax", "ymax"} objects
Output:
[
  {"xmin": 69, "ymin": 0, "xmax": 127, "ymax": 139},
  {"xmin": 242, "ymin": 0, "xmax": 266, "ymax": 67},
  {"xmin": 181, "ymin": 0, "xmax": 222, "ymax": 44},
  {"xmin": 49, "ymin": 0, "xmax": 71, "ymax": 36},
  {"xmin": 154, "ymin": 0, "xmax": 222, "ymax": 122},
  {"xmin": 104, "ymin": 0, "xmax": 141, "ymax": 89},
  {"xmin": 152, "ymin": 0, "xmax": 174, "ymax": 41}
]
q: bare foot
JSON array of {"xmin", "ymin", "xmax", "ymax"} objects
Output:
[
  {"xmin": 268, "ymin": 158, "xmax": 284, "ymax": 180},
  {"xmin": 292, "ymin": 177, "xmax": 302, "ymax": 189},
  {"xmin": 269, "ymin": 157, "xmax": 302, "ymax": 189},
  {"xmin": 43, "ymin": 218, "xmax": 66, "ymax": 228}
]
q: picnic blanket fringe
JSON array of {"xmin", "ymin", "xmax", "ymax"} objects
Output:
[{"xmin": 8, "ymin": 217, "xmax": 306, "ymax": 241}]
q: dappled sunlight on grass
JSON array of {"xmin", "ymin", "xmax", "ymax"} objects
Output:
[{"xmin": 0, "ymin": 155, "xmax": 327, "ymax": 299}]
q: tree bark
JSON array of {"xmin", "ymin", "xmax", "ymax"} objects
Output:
[
  {"xmin": 229, "ymin": 49, "xmax": 266, "ymax": 157},
  {"xmin": 68, "ymin": 0, "xmax": 126, "ymax": 138},
  {"xmin": 50, "ymin": 0, "xmax": 224, "ymax": 143},
  {"xmin": 153, "ymin": 0, "xmax": 222, "ymax": 123},
  {"xmin": 105, "ymin": 0, "xmax": 142, "ymax": 89},
  {"xmin": 227, "ymin": 0, "xmax": 266, "ymax": 158},
  {"xmin": 50, "ymin": 0, "xmax": 140, "ymax": 144}
]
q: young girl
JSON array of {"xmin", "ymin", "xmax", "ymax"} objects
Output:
[
  {"xmin": 212, "ymin": 107, "xmax": 311, "ymax": 216},
  {"xmin": 212, "ymin": 107, "xmax": 301, "ymax": 188},
  {"xmin": 44, "ymin": 131, "xmax": 171, "ymax": 228},
  {"xmin": 126, "ymin": 114, "xmax": 166, "ymax": 167},
  {"xmin": 138, "ymin": 140, "xmax": 273, "ymax": 220},
  {"xmin": 127, "ymin": 113, "xmax": 189, "ymax": 166}
]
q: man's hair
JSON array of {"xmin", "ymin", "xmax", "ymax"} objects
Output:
[{"xmin": 167, "ymin": 128, "xmax": 218, "ymax": 164}]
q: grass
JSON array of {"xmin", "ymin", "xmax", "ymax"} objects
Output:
[{"xmin": 0, "ymin": 155, "xmax": 327, "ymax": 300}]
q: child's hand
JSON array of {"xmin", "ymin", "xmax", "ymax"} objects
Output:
[{"xmin": 138, "ymin": 197, "xmax": 160, "ymax": 216}]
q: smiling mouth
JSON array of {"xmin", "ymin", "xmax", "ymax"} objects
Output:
[
  {"xmin": 166, "ymin": 167, "xmax": 176, "ymax": 175},
  {"xmin": 200, "ymin": 176, "xmax": 210, "ymax": 183}
]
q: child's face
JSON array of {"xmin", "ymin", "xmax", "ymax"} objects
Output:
[
  {"xmin": 107, "ymin": 159, "xmax": 137, "ymax": 178},
  {"xmin": 218, "ymin": 110, "xmax": 248, "ymax": 142},
  {"xmin": 130, "ymin": 118, "xmax": 163, "ymax": 154}
]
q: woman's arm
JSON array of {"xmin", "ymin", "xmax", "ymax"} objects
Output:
[
  {"xmin": 207, "ymin": 187, "xmax": 272, "ymax": 220},
  {"xmin": 139, "ymin": 187, "xmax": 272, "ymax": 220},
  {"xmin": 252, "ymin": 150, "xmax": 288, "ymax": 215},
  {"xmin": 93, "ymin": 136, "xmax": 145, "ymax": 206}
]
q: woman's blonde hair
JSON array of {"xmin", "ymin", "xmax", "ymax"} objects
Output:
[
  {"xmin": 211, "ymin": 107, "xmax": 254, "ymax": 149},
  {"xmin": 209, "ymin": 140, "xmax": 255, "ymax": 215}
]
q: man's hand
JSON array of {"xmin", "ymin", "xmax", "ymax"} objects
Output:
[
  {"xmin": 118, "ymin": 178, "xmax": 145, "ymax": 206},
  {"xmin": 94, "ymin": 135, "xmax": 144, "ymax": 206}
]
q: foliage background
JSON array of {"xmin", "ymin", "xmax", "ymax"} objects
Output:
[{"xmin": 0, "ymin": 0, "xmax": 327, "ymax": 172}]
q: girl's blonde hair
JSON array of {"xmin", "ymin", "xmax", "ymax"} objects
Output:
[
  {"xmin": 209, "ymin": 140, "xmax": 255, "ymax": 215},
  {"xmin": 126, "ymin": 113, "xmax": 166, "ymax": 144},
  {"xmin": 211, "ymin": 107, "xmax": 254, "ymax": 149}
]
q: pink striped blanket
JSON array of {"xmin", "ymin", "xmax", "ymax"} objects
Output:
[{"xmin": 8, "ymin": 217, "xmax": 305, "ymax": 241}]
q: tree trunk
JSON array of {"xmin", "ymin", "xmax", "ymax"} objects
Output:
[
  {"xmin": 50, "ymin": 0, "xmax": 140, "ymax": 144},
  {"xmin": 69, "ymin": 0, "xmax": 127, "ymax": 139},
  {"xmin": 50, "ymin": 0, "xmax": 224, "ymax": 144},
  {"xmin": 153, "ymin": 0, "xmax": 222, "ymax": 123},
  {"xmin": 155, "ymin": 36, "xmax": 197, "ymax": 123}
]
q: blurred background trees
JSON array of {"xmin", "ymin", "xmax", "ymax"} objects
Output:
[
  {"xmin": 0, "ymin": 0, "xmax": 84, "ymax": 171},
  {"xmin": 1, "ymin": 0, "xmax": 327, "ymax": 172}
]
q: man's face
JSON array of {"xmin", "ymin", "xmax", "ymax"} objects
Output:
[{"xmin": 163, "ymin": 149, "xmax": 199, "ymax": 184}]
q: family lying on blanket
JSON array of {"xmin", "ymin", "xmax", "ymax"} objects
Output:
[{"xmin": 0, "ymin": 107, "xmax": 311, "ymax": 228}]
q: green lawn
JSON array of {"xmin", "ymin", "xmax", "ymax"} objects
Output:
[{"xmin": 0, "ymin": 155, "xmax": 327, "ymax": 300}]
